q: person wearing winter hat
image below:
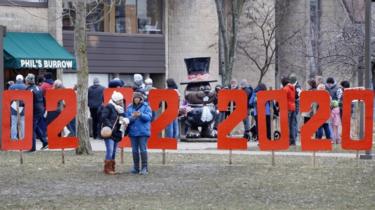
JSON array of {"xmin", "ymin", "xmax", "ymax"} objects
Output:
[
  {"xmin": 133, "ymin": 74, "xmax": 146, "ymax": 96},
  {"xmin": 25, "ymin": 73, "xmax": 48, "ymax": 151},
  {"xmin": 144, "ymin": 78, "xmax": 154, "ymax": 95},
  {"xmin": 100, "ymin": 91, "xmax": 128, "ymax": 175},
  {"xmin": 108, "ymin": 77, "xmax": 125, "ymax": 88},
  {"xmin": 9, "ymin": 75, "xmax": 27, "ymax": 140},
  {"xmin": 88, "ymin": 77, "xmax": 104, "ymax": 139},
  {"xmin": 126, "ymin": 91, "xmax": 152, "ymax": 175}
]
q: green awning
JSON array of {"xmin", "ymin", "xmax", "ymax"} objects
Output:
[{"xmin": 4, "ymin": 32, "xmax": 76, "ymax": 69}]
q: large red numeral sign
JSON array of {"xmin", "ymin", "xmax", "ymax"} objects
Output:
[
  {"xmin": 300, "ymin": 90, "xmax": 332, "ymax": 151},
  {"xmin": 1, "ymin": 90, "xmax": 33, "ymax": 151},
  {"xmin": 45, "ymin": 89, "xmax": 78, "ymax": 149},
  {"xmin": 257, "ymin": 90, "xmax": 289, "ymax": 151},
  {"xmin": 148, "ymin": 89, "xmax": 179, "ymax": 149},
  {"xmin": 217, "ymin": 90, "xmax": 248, "ymax": 150},
  {"xmin": 103, "ymin": 88, "xmax": 134, "ymax": 148},
  {"xmin": 342, "ymin": 89, "xmax": 374, "ymax": 150}
]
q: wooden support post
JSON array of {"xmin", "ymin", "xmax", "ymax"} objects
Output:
[
  {"xmin": 355, "ymin": 101, "xmax": 360, "ymax": 159},
  {"xmin": 313, "ymin": 152, "xmax": 316, "ymax": 168},
  {"xmin": 162, "ymin": 101, "xmax": 166, "ymax": 165},
  {"xmin": 162, "ymin": 149, "xmax": 166, "ymax": 165},
  {"xmin": 62, "ymin": 149, "xmax": 65, "ymax": 164},
  {"xmin": 229, "ymin": 149, "xmax": 232, "ymax": 165},
  {"xmin": 20, "ymin": 150, "xmax": 23, "ymax": 165},
  {"xmin": 229, "ymin": 101, "xmax": 234, "ymax": 165},
  {"xmin": 121, "ymin": 148, "xmax": 124, "ymax": 164},
  {"xmin": 269, "ymin": 87, "xmax": 275, "ymax": 166}
]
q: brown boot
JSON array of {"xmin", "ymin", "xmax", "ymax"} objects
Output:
[
  {"xmin": 111, "ymin": 160, "xmax": 116, "ymax": 174},
  {"xmin": 104, "ymin": 160, "xmax": 115, "ymax": 175}
]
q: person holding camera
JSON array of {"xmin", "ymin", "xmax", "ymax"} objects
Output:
[
  {"xmin": 126, "ymin": 92, "xmax": 152, "ymax": 175},
  {"xmin": 100, "ymin": 91, "xmax": 129, "ymax": 175}
]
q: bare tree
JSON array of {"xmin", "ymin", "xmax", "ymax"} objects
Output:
[
  {"xmin": 237, "ymin": 0, "xmax": 299, "ymax": 85},
  {"xmin": 67, "ymin": 0, "xmax": 117, "ymax": 155},
  {"xmin": 215, "ymin": 0, "xmax": 246, "ymax": 86},
  {"xmin": 291, "ymin": 0, "xmax": 366, "ymax": 82},
  {"xmin": 73, "ymin": 0, "xmax": 92, "ymax": 155}
]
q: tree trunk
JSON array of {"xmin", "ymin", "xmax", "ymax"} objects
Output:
[
  {"xmin": 372, "ymin": 62, "xmax": 375, "ymax": 90},
  {"xmin": 74, "ymin": 0, "xmax": 92, "ymax": 155},
  {"xmin": 258, "ymin": 73, "xmax": 265, "ymax": 85},
  {"xmin": 215, "ymin": 0, "xmax": 243, "ymax": 86}
]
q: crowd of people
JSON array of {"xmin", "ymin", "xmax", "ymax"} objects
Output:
[
  {"xmin": 7, "ymin": 72, "xmax": 352, "ymax": 175},
  {"xmin": 8, "ymin": 73, "xmax": 75, "ymax": 152},
  {"xmin": 211, "ymin": 75, "xmax": 350, "ymax": 146}
]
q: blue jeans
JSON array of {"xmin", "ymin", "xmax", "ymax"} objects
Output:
[
  {"xmin": 130, "ymin": 136, "xmax": 149, "ymax": 170},
  {"xmin": 38, "ymin": 116, "xmax": 47, "ymax": 139},
  {"xmin": 32, "ymin": 115, "xmax": 48, "ymax": 151},
  {"xmin": 68, "ymin": 118, "xmax": 76, "ymax": 136},
  {"xmin": 317, "ymin": 123, "xmax": 332, "ymax": 139},
  {"xmin": 288, "ymin": 111, "xmax": 297, "ymax": 145},
  {"xmin": 104, "ymin": 139, "xmax": 118, "ymax": 160},
  {"xmin": 11, "ymin": 115, "xmax": 25, "ymax": 140},
  {"xmin": 130, "ymin": 136, "xmax": 148, "ymax": 153},
  {"xmin": 166, "ymin": 119, "xmax": 179, "ymax": 138},
  {"xmin": 243, "ymin": 112, "xmax": 251, "ymax": 132}
]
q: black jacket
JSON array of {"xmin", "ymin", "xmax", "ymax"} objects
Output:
[
  {"xmin": 101, "ymin": 103, "xmax": 122, "ymax": 142},
  {"xmin": 88, "ymin": 84, "xmax": 104, "ymax": 108},
  {"xmin": 26, "ymin": 85, "xmax": 45, "ymax": 118}
]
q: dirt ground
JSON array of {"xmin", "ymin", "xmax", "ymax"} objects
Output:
[{"xmin": 0, "ymin": 151, "xmax": 375, "ymax": 210}]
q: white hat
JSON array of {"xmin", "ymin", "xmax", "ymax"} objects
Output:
[
  {"xmin": 134, "ymin": 74, "xmax": 143, "ymax": 83},
  {"xmin": 145, "ymin": 78, "xmax": 153, "ymax": 85},
  {"xmin": 111, "ymin": 91, "xmax": 124, "ymax": 102},
  {"xmin": 16, "ymin": 74, "xmax": 24, "ymax": 81}
]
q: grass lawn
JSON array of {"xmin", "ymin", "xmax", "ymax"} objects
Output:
[{"xmin": 0, "ymin": 151, "xmax": 374, "ymax": 209}]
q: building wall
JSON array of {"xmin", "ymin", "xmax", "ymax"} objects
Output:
[
  {"xmin": 319, "ymin": 0, "xmax": 361, "ymax": 85},
  {"xmin": 63, "ymin": 73, "xmax": 109, "ymax": 88},
  {"xmin": 167, "ymin": 0, "xmax": 219, "ymax": 93},
  {"xmin": 276, "ymin": 0, "xmax": 309, "ymax": 87},
  {"xmin": 63, "ymin": 31, "xmax": 165, "ymax": 74},
  {"xmin": 0, "ymin": 6, "xmax": 48, "ymax": 32}
]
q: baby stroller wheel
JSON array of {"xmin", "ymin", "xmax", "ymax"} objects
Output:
[{"xmin": 273, "ymin": 131, "xmax": 281, "ymax": 140}]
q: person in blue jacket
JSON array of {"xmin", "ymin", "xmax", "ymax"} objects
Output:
[
  {"xmin": 126, "ymin": 92, "xmax": 152, "ymax": 175},
  {"xmin": 249, "ymin": 83, "xmax": 271, "ymax": 140}
]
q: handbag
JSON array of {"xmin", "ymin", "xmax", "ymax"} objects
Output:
[{"xmin": 100, "ymin": 116, "xmax": 119, "ymax": 138}]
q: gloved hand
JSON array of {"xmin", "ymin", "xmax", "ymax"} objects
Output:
[{"xmin": 119, "ymin": 116, "xmax": 130, "ymax": 125}]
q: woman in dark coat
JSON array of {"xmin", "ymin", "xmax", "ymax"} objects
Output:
[{"xmin": 101, "ymin": 91, "xmax": 127, "ymax": 175}]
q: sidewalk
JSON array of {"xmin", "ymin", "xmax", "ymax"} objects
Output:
[{"xmin": 36, "ymin": 139, "xmax": 361, "ymax": 158}]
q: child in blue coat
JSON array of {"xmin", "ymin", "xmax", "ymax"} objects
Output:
[{"xmin": 126, "ymin": 92, "xmax": 152, "ymax": 175}]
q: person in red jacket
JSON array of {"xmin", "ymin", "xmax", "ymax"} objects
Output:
[
  {"xmin": 40, "ymin": 73, "xmax": 54, "ymax": 96},
  {"xmin": 281, "ymin": 77, "xmax": 297, "ymax": 145}
]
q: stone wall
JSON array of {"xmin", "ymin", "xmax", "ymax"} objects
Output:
[
  {"xmin": 167, "ymin": 0, "xmax": 219, "ymax": 93},
  {"xmin": 0, "ymin": 6, "xmax": 48, "ymax": 32}
]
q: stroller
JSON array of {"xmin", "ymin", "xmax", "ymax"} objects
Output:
[{"xmin": 248, "ymin": 102, "xmax": 281, "ymax": 141}]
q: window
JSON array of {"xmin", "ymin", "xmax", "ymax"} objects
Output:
[
  {"xmin": 137, "ymin": 0, "xmax": 163, "ymax": 34},
  {"xmin": 86, "ymin": 1, "xmax": 104, "ymax": 32},
  {"xmin": 62, "ymin": 0, "xmax": 163, "ymax": 34}
]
